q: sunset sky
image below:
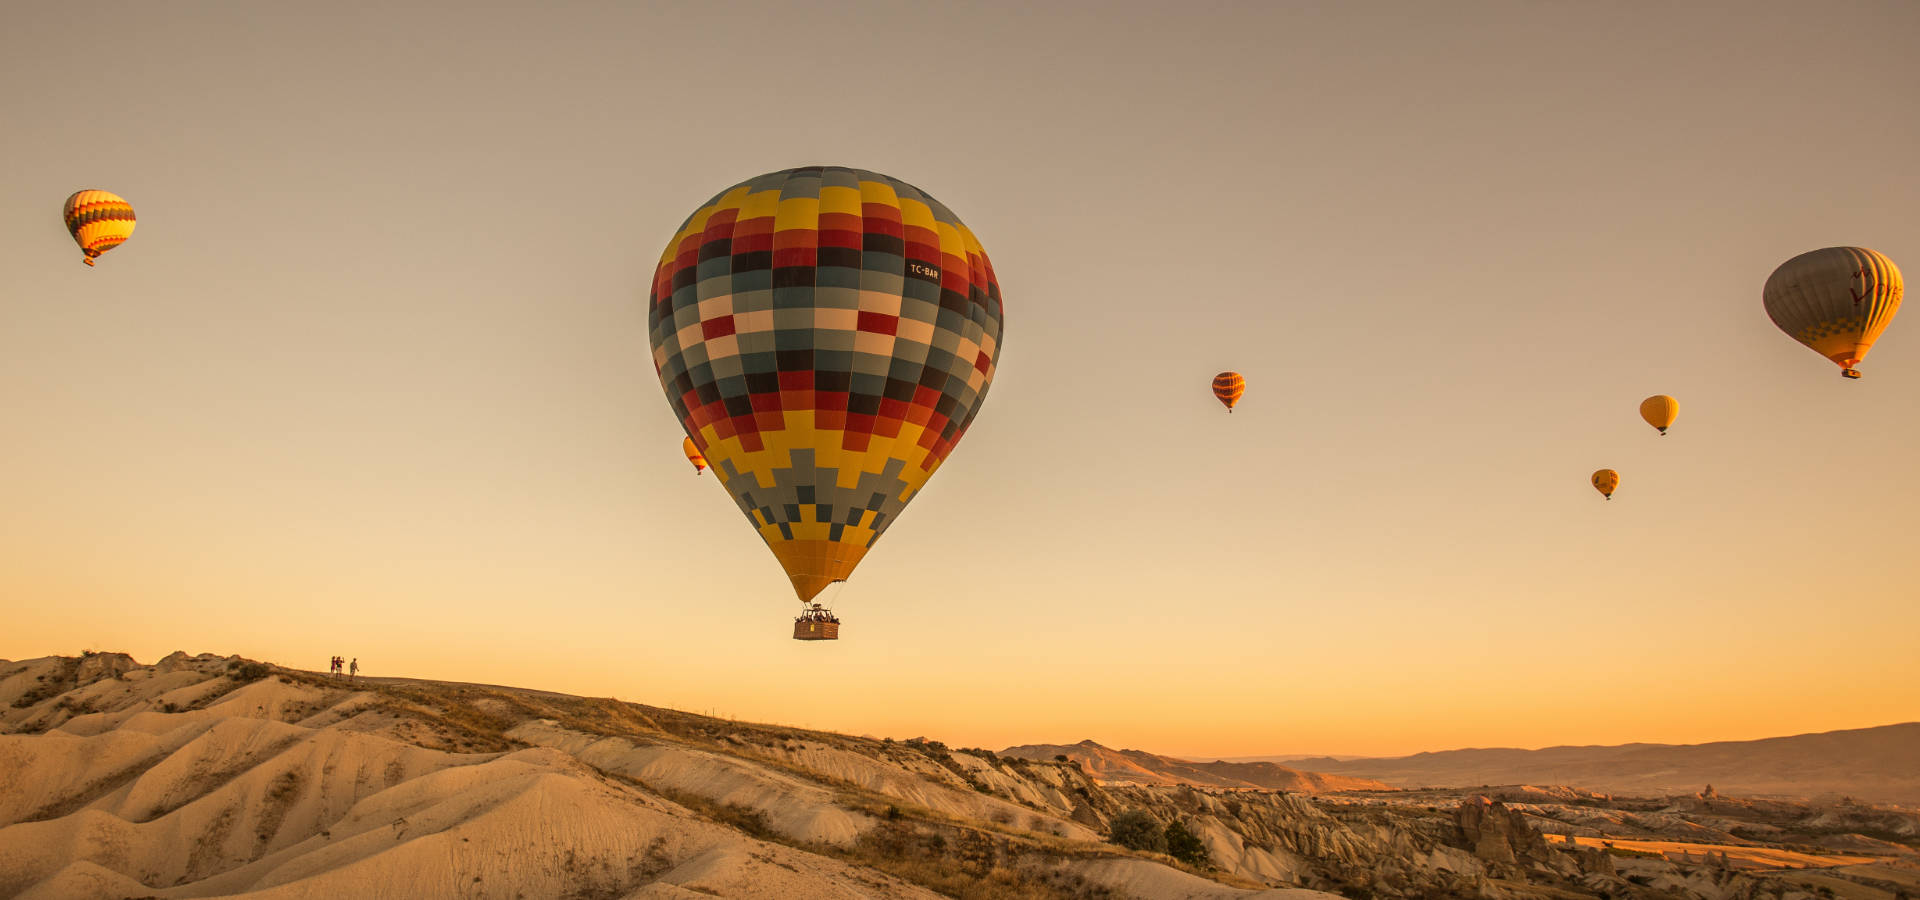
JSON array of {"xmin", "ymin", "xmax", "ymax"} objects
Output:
[{"xmin": 3, "ymin": 1, "xmax": 1915, "ymax": 759}]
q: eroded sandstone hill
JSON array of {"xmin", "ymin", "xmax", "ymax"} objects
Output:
[
  {"xmin": 3, "ymin": 652, "xmax": 1917, "ymax": 900},
  {"xmin": 0, "ymin": 652, "xmax": 1346, "ymax": 899}
]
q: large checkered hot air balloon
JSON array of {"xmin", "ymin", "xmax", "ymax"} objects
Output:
[
  {"xmin": 1763, "ymin": 247, "xmax": 1903, "ymax": 379},
  {"xmin": 62, "ymin": 190, "xmax": 136, "ymax": 267},
  {"xmin": 648, "ymin": 167, "xmax": 1003, "ymax": 640}
]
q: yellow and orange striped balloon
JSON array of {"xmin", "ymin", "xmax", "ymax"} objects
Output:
[
  {"xmin": 1211, "ymin": 372, "xmax": 1245, "ymax": 412},
  {"xmin": 62, "ymin": 190, "xmax": 136, "ymax": 267},
  {"xmin": 683, "ymin": 436, "xmax": 708, "ymax": 475}
]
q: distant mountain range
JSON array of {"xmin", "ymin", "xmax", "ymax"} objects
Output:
[
  {"xmin": 1262, "ymin": 723, "xmax": 1920, "ymax": 804},
  {"xmin": 998, "ymin": 739, "xmax": 1388, "ymax": 792}
]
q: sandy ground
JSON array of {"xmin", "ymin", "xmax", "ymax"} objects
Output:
[{"xmin": 0, "ymin": 655, "xmax": 952, "ymax": 899}]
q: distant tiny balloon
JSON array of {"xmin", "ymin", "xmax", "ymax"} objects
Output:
[
  {"xmin": 1212, "ymin": 372, "xmax": 1245, "ymax": 412},
  {"xmin": 1639, "ymin": 395, "xmax": 1678, "ymax": 435},
  {"xmin": 1591, "ymin": 469, "xmax": 1619, "ymax": 501},
  {"xmin": 683, "ymin": 437, "xmax": 708, "ymax": 475},
  {"xmin": 62, "ymin": 190, "xmax": 136, "ymax": 267}
]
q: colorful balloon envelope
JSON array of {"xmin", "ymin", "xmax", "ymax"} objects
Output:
[
  {"xmin": 62, "ymin": 190, "xmax": 136, "ymax": 267},
  {"xmin": 1591, "ymin": 469, "xmax": 1619, "ymax": 500},
  {"xmin": 683, "ymin": 437, "xmax": 708, "ymax": 475},
  {"xmin": 1639, "ymin": 395, "xmax": 1678, "ymax": 435},
  {"xmin": 1212, "ymin": 372, "xmax": 1245, "ymax": 411},
  {"xmin": 1762, "ymin": 247, "xmax": 1903, "ymax": 379},
  {"xmin": 648, "ymin": 167, "xmax": 1003, "ymax": 603}
]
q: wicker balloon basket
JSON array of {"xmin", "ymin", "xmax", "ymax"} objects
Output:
[
  {"xmin": 793, "ymin": 619, "xmax": 840, "ymax": 641},
  {"xmin": 793, "ymin": 604, "xmax": 840, "ymax": 641}
]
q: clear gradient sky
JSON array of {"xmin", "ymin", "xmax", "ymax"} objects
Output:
[{"xmin": 3, "ymin": 2, "xmax": 1916, "ymax": 758}]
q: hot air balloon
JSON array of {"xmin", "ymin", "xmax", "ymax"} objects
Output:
[
  {"xmin": 1591, "ymin": 469, "xmax": 1619, "ymax": 500},
  {"xmin": 648, "ymin": 167, "xmax": 1003, "ymax": 640},
  {"xmin": 1762, "ymin": 247, "xmax": 1903, "ymax": 379},
  {"xmin": 62, "ymin": 190, "xmax": 136, "ymax": 267},
  {"xmin": 1212, "ymin": 372, "xmax": 1245, "ymax": 412},
  {"xmin": 683, "ymin": 437, "xmax": 708, "ymax": 475},
  {"xmin": 1639, "ymin": 395, "xmax": 1678, "ymax": 435}
]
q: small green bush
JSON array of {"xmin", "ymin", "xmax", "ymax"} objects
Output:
[
  {"xmin": 226, "ymin": 661, "xmax": 273, "ymax": 682},
  {"xmin": 716, "ymin": 802, "xmax": 774, "ymax": 839},
  {"xmin": 1109, "ymin": 809, "xmax": 1166, "ymax": 853},
  {"xmin": 1165, "ymin": 821, "xmax": 1209, "ymax": 866}
]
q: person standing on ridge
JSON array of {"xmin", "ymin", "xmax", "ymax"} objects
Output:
[{"xmin": 349, "ymin": 658, "xmax": 359, "ymax": 681}]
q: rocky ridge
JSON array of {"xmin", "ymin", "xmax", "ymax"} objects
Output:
[{"xmin": 999, "ymin": 740, "xmax": 1388, "ymax": 793}]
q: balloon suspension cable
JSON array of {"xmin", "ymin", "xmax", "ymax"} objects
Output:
[{"xmin": 817, "ymin": 578, "xmax": 848, "ymax": 612}]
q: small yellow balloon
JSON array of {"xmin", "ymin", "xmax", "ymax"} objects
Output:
[
  {"xmin": 1591, "ymin": 469, "xmax": 1619, "ymax": 500},
  {"xmin": 1639, "ymin": 395, "xmax": 1678, "ymax": 435}
]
